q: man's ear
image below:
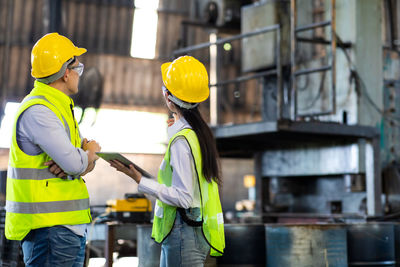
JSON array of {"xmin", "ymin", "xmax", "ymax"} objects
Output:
[{"xmin": 62, "ymin": 69, "xmax": 69, "ymax": 82}]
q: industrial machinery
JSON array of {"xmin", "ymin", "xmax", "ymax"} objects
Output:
[
  {"xmin": 106, "ymin": 193, "xmax": 152, "ymax": 223},
  {"xmin": 197, "ymin": 0, "xmax": 252, "ymax": 28}
]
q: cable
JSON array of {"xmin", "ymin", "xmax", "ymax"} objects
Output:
[
  {"xmin": 298, "ymin": 66, "xmax": 326, "ymax": 111},
  {"xmin": 335, "ymin": 32, "xmax": 400, "ymax": 124},
  {"xmin": 84, "ymin": 211, "xmax": 110, "ymax": 267}
]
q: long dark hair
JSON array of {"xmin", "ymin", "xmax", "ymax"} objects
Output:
[{"xmin": 175, "ymin": 105, "xmax": 222, "ymax": 186}]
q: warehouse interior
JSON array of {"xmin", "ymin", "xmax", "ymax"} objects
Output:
[{"xmin": 1, "ymin": 0, "xmax": 400, "ymax": 266}]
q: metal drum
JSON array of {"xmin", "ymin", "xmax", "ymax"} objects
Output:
[
  {"xmin": 347, "ymin": 223, "xmax": 396, "ymax": 266},
  {"xmin": 137, "ymin": 224, "xmax": 161, "ymax": 267},
  {"xmin": 217, "ymin": 224, "xmax": 266, "ymax": 266},
  {"xmin": 394, "ymin": 223, "xmax": 400, "ymax": 267},
  {"xmin": 266, "ymin": 224, "xmax": 348, "ymax": 267}
]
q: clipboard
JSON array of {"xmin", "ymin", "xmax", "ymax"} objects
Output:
[{"xmin": 96, "ymin": 152, "xmax": 154, "ymax": 178}]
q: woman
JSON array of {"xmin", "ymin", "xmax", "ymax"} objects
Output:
[{"xmin": 110, "ymin": 55, "xmax": 225, "ymax": 266}]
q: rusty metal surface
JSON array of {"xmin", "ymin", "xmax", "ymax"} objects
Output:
[{"xmin": 266, "ymin": 224, "xmax": 348, "ymax": 267}]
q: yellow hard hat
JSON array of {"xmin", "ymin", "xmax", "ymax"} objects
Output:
[
  {"xmin": 161, "ymin": 56, "xmax": 209, "ymax": 103},
  {"xmin": 31, "ymin": 32, "xmax": 87, "ymax": 78}
]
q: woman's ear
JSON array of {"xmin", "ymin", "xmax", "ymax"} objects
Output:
[{"xmin": 163, "ymin": 92, "xmax": 171, "ymax": 103}]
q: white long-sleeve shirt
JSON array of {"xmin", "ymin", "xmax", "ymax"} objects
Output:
[{"xmin": 138, "ymin": 117, "xmax": 201, "ymax": 209}]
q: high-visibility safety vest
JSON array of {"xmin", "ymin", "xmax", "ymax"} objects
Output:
[
  {"xmin": 5, "ymin": 81, "xmax": 92, "ymax": 241},
  {"xmin": 152, "ymin": 128, "xmax": 225, "ymax": 256}
]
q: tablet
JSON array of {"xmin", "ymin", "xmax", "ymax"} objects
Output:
[{"xmin": 96, "ymin": 152, "xmax": 154, "ymax": 178}]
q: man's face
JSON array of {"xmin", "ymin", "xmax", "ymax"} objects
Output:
[{"xmin": 66, "ymin": 59, "xmax": 83, "ymax": 95}]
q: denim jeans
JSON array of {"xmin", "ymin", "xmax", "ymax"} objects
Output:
[
  {"xmin": 160, "ymin": 208, "xmax": 210, "ymax": 267},
  {"xmin": 21, "ymin": 226, "xmax": 86, "ymax": 267}
]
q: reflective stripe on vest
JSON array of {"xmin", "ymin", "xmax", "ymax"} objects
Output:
[
  {"xmin": 8, "ymin": 167, "xmax": 58, "ymax": 180},
  {"xmin": 6, "ymin": 199, "xmax": 89, "ymax": 214}
]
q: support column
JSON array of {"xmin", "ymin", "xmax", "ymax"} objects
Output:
[
  {"xmin": 354, "ymin": 0, "xmax": 383, "ymax": 126},
  {"xmin": 365, "ymin": 137, "xmax": 382, "ymax": 216},
  {"xmin": 43, "ymin": 0, "xmax": 62, "ymax": 34},
  {"xmin": 209, "ymin": 31, "xmax": 219, "ymax": 126}
]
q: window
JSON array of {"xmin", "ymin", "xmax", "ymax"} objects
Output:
[
  {"xmin": 0, "ymin": 102, "xmax": 19, "ymax": 148},
  {"xmin": 76, "ymin": 108, "xmax": 168, "ymax": 154},
  {"xmin": 0, "ymin": 103, "xmax": 168, "ymax": 154},
  {"xmin": 130, "ymin": 0, "xmax": 160, "ymax": 59}
]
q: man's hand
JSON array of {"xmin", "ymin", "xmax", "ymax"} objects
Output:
[
  {"xmin": 44, "ymin": 160, "xmax": 67, "ymax": 178},
  {"xmin": 82, "ymin": 138, "xmax": 101, "ymax": 175},
  {"xmin": 82, "ymin": 138, "xmax": 101, "ymax": 161}
]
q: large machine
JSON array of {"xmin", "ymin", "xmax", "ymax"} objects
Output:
[{"xmin": 169, "ymin": 0, "xmax": 398, "ymax": 265}]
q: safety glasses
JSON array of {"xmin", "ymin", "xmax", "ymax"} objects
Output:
[
  {"xmin": 162, "ymin": 85, "xmax": 168, "ymax": 94},
  {"xmin": 68, "ymin": 62, "xmax": 84, "ymax": 76}
]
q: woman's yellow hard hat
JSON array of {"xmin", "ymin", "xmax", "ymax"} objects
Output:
[
  {"xmin": 31, "ymin": 32, "xmax": 87, "ymax": 78},
  {"xmin": 161, "ymin": 56, "xmax": 209, "ymax": 103}
]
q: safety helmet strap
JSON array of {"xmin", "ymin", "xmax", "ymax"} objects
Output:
[
  {"xmin": 36, "ymin": 57, "xmax": 74, "ymax": 84},
  {"xmin": 168, "ymin": 94, "xmax": 199, "ymax": 110}
]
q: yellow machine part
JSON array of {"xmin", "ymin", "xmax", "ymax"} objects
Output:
[{"xmin": 106, "ymin": 197, "xmax": 152, "ymax": 213}]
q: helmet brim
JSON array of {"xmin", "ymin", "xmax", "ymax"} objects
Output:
[{"xmin": 74, "ymin": 47, "xmax": 87, "ymax": 57}]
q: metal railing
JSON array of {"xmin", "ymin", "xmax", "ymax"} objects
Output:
[
  {"xmin": 290, "ymin": 0, "xmax": 337, "ymax": 118},
  {"xmin": 172, "ymin": 24, "xmax": 282, "ymax": 126}
]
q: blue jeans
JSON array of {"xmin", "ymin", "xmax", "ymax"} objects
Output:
[
  {"xmin": 160, "ymin": 208, "xmax": 210, "ymax": 267},
  {"xmin": 21, "ymin": 226, "xmax": 86, "ymax": 267}
]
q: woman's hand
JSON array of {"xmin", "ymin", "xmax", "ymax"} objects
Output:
[
  {"xmin": 167, "ymin": 118, "xmax": 175, "ymax": 127},
  {"xmin": 110, "ymin": 160, "xmax": 142, "ymax": 184},
  {"xmin": 44, "ymin": 160, "xmax": 67, "ymax": 178},
  {"xmin": 167, "ymin": 113, "xmax": 178, "ymax": 127}
]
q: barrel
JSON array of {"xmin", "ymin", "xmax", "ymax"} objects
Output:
[
  {"xmin": 347, "ymin": 223, "xmax": 396, "ymax": 266},
  {"xmin": 217, "ymin": 224, "xmax": 266, "ymax": 266},
  {"xmin": 266, "ymin": 224, "xmax": 348, "ymax": 267},
  {"xmin": 395, "ymin": 223, "xmax": 400, "ymax": 267}
]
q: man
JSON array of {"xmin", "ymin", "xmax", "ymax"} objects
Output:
[{"xmin": 5, "ymin": 32, "xmax": 101, "ymax": 266}]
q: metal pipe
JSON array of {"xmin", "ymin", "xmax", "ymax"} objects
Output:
[
  {"xmin": 290, "ymin": 0, "xmax": 297, "ymax": 119},
  {"xmin": 173, "ymin": 24, "xmax": 280, "ymax": 56},
  {"xmin": 296, "ymin": 37, "xmax": 351, "ymax": 48},
  {"xmin": 385, "ymin": 0, "xmax": 395, "ymax": 49},
  {"xmin": 295, "ymin": 20, "xmax": 331, "ymax": 33},
  {"xmin": 331, "ymin": 0, "xmax": 337, "ymax": 115},
  {"xmin": 365, "ymin": 138, "xmax": 382, "ymax": 216},
  {"xmin": 48, "ymin": 0, "xmax": 62, "ymax": 33},
  {"xmin": 293, "ymin": 65, "xmax": 331, "ymax": 76},
  {"xmin": 210, "ymin": 70, "xmax": 277, "ymax": 87},
  {"xmin": 209, "ymin": 31, "xmax": 218, "ymax": 126},
  {"xmin": 276, "ymin": 26, "xmax": 282, "ymax": 119}
]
